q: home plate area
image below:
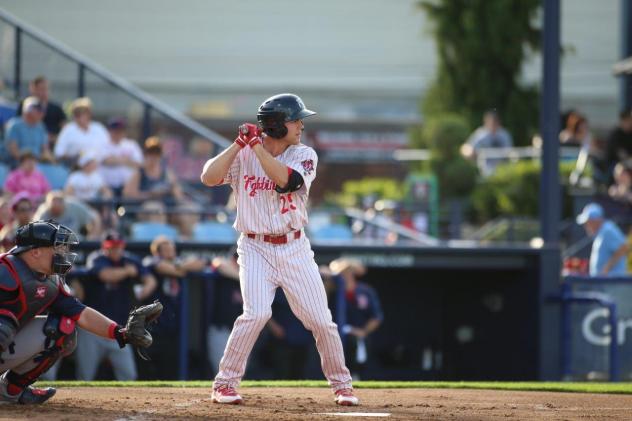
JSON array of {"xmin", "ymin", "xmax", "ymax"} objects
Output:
[{"xmin": 2, "ymin": 387, "xmax": 632, "ymax": 420}]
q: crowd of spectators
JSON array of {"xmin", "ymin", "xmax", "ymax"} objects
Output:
[{"xmin": 0, "ymin": 75, "xmax": 231, "ymax": 250}]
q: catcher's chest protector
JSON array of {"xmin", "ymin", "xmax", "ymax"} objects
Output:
[{"xmin": 0, "ymin": 254, "xmax": 61, "ymax": 329}]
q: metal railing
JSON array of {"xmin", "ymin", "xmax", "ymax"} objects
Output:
[{"xmin": 0, "ymin": 8, "xmax": 231, "ymax": 149}]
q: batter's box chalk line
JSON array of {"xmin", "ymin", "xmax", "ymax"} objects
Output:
[{"xmin": 315, "ymin": 413, "xmax": 391, "ymax": 417}]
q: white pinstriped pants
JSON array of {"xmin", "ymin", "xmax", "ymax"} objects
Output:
[{"xmin": 213, "ymin": 234, "xmax": 352, "ymax": 391}]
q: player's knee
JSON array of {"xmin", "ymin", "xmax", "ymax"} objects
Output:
[
  {"xmin": 60, "ymin": 329, "xmax": 78, "ymax": 357},
  {"xmin": 303, "ymin": 316, "xmax": 333, "ymax": 332},
  {"xmin": 246, "ymin": 309, "xmax": 272, "ymax": 326}
]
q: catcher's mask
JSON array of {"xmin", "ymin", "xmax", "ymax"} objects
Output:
[
  {"xmin": 256, "ymin": 93, "xmax": 316, "ymax": 139},
  {"xmin": 11, "ymin": 220, "xmax": 79, "ymax": 275}
]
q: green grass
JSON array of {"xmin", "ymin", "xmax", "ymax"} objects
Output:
[{"xmin": 33, "ymin": 380, "xmax": 632, "ymax": 394}]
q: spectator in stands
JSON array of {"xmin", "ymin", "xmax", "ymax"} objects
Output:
[
  {"xmin": 137, "ymin": 200, "xmax": 168, "ymax": 224},
  {"xmin": 606, "ymin": 108, "xmax": 632, "ymax": 183},
  {"xmin": 266, "ymin": 289, "xmax": 314, "ymax": 379},
  {"xmin": 99, "ymin": 118, "xmax": 143, "ymax": 197},
  {"xmin": 569, "ymin": 118, "xmax": 609, "ymax": 188},
  {"xmin": 34, "ymin": 190, "xmax": 102, "ymax": 239},
  {"xmin": 54, "ymin": 97, "xmax": 109, "ymax": 167},
  {"xmin": 607, "ymin": 163, "xmax": 632, "ymax": 205},
  {"xmin": 123, "ymin": 137, "xmax": 184, "ymax": 204},
  {"xmin": 4, "ymin": 96, "xmax": 53, "ymax": 166},
  {"xmin": 460, "ymin": 110, "xmax": 513, "ymax": 159},
  {"xmin": 0, "ymin": 193, "xmax": 33, "ymax": 252},
  {"xmin": 76, "ymin": 231, "xmax": 157, "ymax": 380},
  {"xmin": 140, "ymin": 236, "xmax": 207, "ymax": 379},
  {"xmin": 329, "ymin": 258, "xmax": 383, "ymax": 380},
  {"xmin": 559, "ymin": 111, "xmax": 583, "ymax": 147},
  {"xmin": 577, "ymin": 203, "xmax": 629, "ymax": 276},
  {"xmin": 64, "ymin": 151, "xmax": 112, "ymax": 201},
  {"xmin": 207, "ymin": 249, "xmax": 242, "ymax": 374},
  {"xmin": 560, "ymin": 114, "xmax": 591, "ymax": 148},
  {"xmin": 17, "ymin": 76, "xmax": 66, "ymax": 145},
  {"xmin": 173, "ymin": 201, "xmax": 202, "ymax": 240},
  {"xmin": 3, "ymin": 150, "xmax": 51, "ymax": 202},
  {"xmin": 0, "ymin": 197, "xmax": 10, "ymax": 232}
]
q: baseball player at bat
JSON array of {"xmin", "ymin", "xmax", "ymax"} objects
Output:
[
  {"xmin": 201, "ymin": 93, "xmax": 358, "ymax": 406},
  {"xmin": 0, "ymin": 220, "xmax": 162, "ymax": 405}
]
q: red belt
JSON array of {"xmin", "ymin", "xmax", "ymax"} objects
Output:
[{"xmin": 247, "ymin": 231, "xmax": 301, "ymax": 244}]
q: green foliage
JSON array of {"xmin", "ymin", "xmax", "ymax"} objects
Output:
[
  {"xmin": 412, "ymin": 114, "xmax": 479, "ymax": 199},
  {"xmin": 325, "ymin": 177, "xmax": 406, "ymax": 208},
  {"xmin": 418, "ymin": 0, "xmax": 541, "ymax": 145},
  {"xmin": 471, "ymin": 160, "xmax": 576, "ymax": 221}
]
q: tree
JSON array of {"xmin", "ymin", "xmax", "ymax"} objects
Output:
[{"xmin": 418, "ymin": 0, "xmax": 541, "ymax": 145}]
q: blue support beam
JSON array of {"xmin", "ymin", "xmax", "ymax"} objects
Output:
[
  {"xmin": 13, "ymin": 26, "xmax": 21, "ymax": 100},
  {"xmin": 621, "ymin": 0, "xmax": 632, "ymax": 110},
  {"xmin": 78, "ymin": 63, "xmax": 85, "ymax": 98},
  {"xmin": 539, "ymin": 0, "xmax": 562, "ymax": 381},
  {"xmin": 540, "ymin": 0, "xmax": 561, "ymax": 244}
]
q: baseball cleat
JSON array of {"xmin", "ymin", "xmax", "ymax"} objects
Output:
[
  {"xmin": 212, "ymin": 385, "xmax": 243, "ymax": 404},
  {"xmin": 334, "ymin": 388, "xmax": 359, "ymax": 406},
  {"xmin": 17, "ymin": 386, "xmax": 57, "ymax": 405},
  {"xmin": 0, "ymin": 382, "xmax": 56, "ymax": 405}
]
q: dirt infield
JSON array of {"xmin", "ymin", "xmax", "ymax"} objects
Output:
[{"xmin": 2, "ymin": 387, "xmax": 632, "ymax": 420}]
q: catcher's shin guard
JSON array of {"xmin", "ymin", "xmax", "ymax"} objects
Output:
[{"xmin": 6, "ymin": 328, "xmax": 76, "ymax": 389}]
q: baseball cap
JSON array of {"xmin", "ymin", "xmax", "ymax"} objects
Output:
[
  {"xmin": 107, "ymin": 117, "xmax": 127, "ymax": 130},
  {"xmin": 23, "ymin": 96, "xmax": 44, "ymax": 113},
  {"xmin": 9, "ymin": 192, "xmax": 32, "ymax": 212},
  {"xmin": 78, "ymin": 150, "xmax": 99, "ymax": 168},
  {"xmin": 102, "ymin": 230, "xmax": 126, "ymax": 249},
  {"xmin": 576, "ymin": 203, "xmax": 604, "ymax": 225}
]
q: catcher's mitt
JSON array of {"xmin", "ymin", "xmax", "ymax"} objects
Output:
[{"xmin": 115, "ymin": 300, "xmax": 163, "ymax": 360}]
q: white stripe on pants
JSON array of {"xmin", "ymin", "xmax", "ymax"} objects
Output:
[{"xmin": 213, "ymin": 234, "xmax": 352, "ymax": 391}]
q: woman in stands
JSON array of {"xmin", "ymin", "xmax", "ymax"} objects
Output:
[{"xmin": 122, "ymin": 137, "xmax": 184, "ymax": 205}]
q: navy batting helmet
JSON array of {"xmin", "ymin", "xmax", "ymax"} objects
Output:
[{"xmin": 257, "ymin": 93, "xmax": 316, "ymax": 139}]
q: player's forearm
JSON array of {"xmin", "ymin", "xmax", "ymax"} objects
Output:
[
  {"xmin": 602, "ymin": 244, "xmax": 629, "ymax": 274},
  {"xmin": 77, "ymin": 306, "xmax": 118, "ymax": 339},
  {"xmin": 251, "ymin": 144, "xmax": 289, "ymax": 187},
  {"xmin": 7, "ymin": 141, "xmax": 19, "ymax": 160},
  {"xmin": 98, "ymin": 267, "xmax": 130, "ymax": 283},
  {"xmin": 201, "ymin": 144, "xmax": 241, "ymax": 186},
  {"xmin": 138, "ymin": 275, "xmax": 157, "ymax": 301},
  {"xmin": 363, "ymin": 318, "xmax": 381, "ymax": 335}
]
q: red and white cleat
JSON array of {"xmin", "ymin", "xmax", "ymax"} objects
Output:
[
  {"xmin": 211, "ymin": 385, "xmax": 243, "ymax": 404},
  {"xmin": 334, "ymin": 388, "xmax": 359, "ymax": 406}
]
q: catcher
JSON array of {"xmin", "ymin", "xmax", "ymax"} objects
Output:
[{"xmin": 0, "ymin": 220, "xmax": 162, "ymax": 404}]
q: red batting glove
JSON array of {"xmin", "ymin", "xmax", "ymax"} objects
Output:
[
  {"xmin": 237, "ymin": 123, "xmax": 263, "ymax": 148},
  {"xmin": 234, "ymin": 133, "xmax": 248, "ymax": 149}
]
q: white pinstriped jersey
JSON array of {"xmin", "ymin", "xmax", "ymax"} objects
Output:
[{"xmin": 221, "ymin": 142, "xmax": 318, "ymax": 235}]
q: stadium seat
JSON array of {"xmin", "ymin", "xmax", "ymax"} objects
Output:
[
  {"xmin": 310, "ymin": 224, "xmax": 354, "ymax": 241},
  {"xmin": 37, "ymin": 163, "xmax": 70, "ymax": 190},
  {"xmin": 130, "ymin": 222, "xmax": 178, "ymax": 241},
  {"xmin": 0, "ymin": 163, "xmax": 9, "ymax": 188},
  {"xmin": 192, "ymin": 221, "xmax": 237, "ymax": 243}
]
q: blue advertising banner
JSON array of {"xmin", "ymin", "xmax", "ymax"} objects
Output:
[{"xmin": 569, "ymin": 280, "xmax": 632, "ymax": 380}]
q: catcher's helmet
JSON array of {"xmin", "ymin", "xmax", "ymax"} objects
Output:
[
  {"xmin": 257, "ymin": 93, "xmax": 316, "ymax": 139},
  {"xmin": 11, "ymin": 220, "xmax": 79, "ymax": 274}
]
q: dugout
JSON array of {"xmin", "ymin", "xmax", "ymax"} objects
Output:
[{"xmin": 71, "ymin": 241, "xmax": 557, "ymax": 382}]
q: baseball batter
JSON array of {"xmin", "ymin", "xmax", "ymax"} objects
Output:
[{"xmin": 200, "ymin": 93, "xmax": 358, "ymax": 406}]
